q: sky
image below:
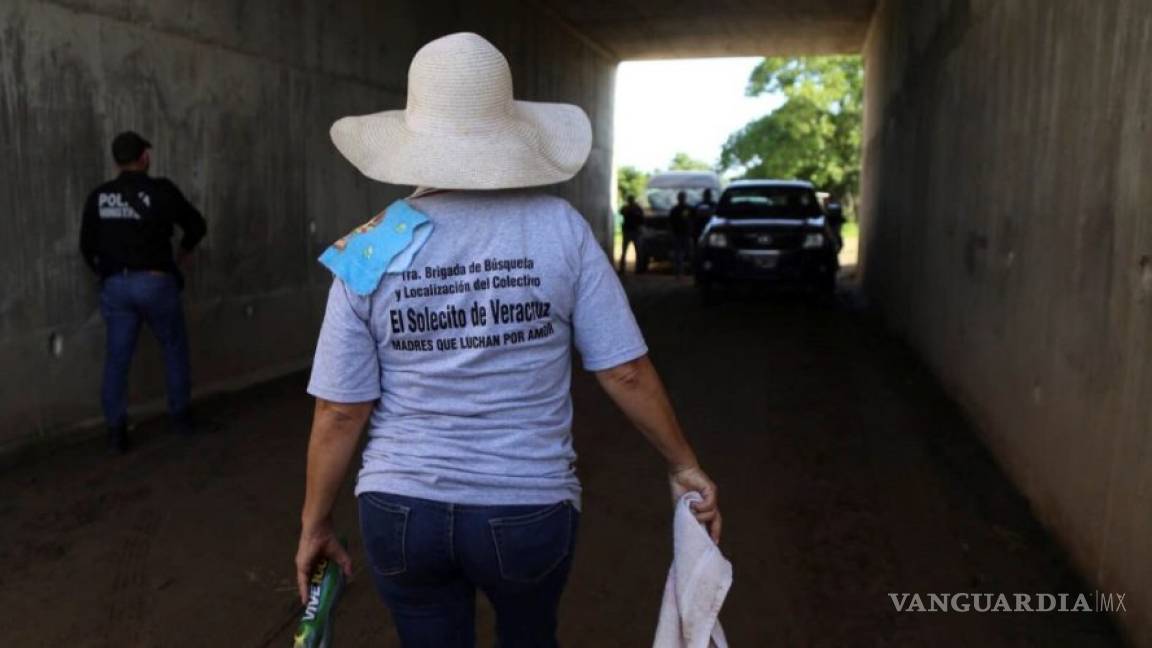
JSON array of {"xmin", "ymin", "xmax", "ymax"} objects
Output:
[{"xmin": 613, "ymin": 58, "xmax": 784, "ymax": 173}]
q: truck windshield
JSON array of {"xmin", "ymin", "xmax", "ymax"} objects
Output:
[{"xmin": 718, "ymin": 186, "xmax": 822, "ymax": 218}]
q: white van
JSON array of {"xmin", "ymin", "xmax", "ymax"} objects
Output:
[{"xmin": 638, "ymin": 171, "xmax": 722, "ymax": 273}]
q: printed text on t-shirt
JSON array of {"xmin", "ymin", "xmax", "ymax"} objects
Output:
[{"xmin": 386, "ymin": 256, "xmax": 554, "ymax": 353}]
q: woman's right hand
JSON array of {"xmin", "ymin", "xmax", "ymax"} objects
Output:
[
  {"xmin": 295, "ymin": 518, "xmax": 353, "ymax": 604},
  {"xmin": 669, "ymin": 465, "xmax": 721, "ymax": 544}
]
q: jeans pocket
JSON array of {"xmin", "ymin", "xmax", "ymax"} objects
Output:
[
  {"xmin": 359, "ymin": 493, "xmax": 409, "ymax": 576},
  {"xmin": 489, "ymin": 501, "xmax": 574, "ymax": 584}
]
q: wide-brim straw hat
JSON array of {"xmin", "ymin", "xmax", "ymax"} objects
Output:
[{"xmin": 330, "ymin": 32, "xmax": 592, "ymax": 190}]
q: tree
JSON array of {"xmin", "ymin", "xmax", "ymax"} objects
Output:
[
  {"xmin": 616, "ymin": 165, "xmax": 649, "ymax": 204},
  {"xmin": 668, "ymin": 152, "xmax": 713, "ymax": 172},
  {"xmin": 720, "ymin": 56, "xmax": 862, "ymax": 214}
]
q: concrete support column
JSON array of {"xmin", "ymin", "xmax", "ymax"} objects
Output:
[{"xmin": 861, "ymin": 0, "xmax": 1152, "ymax": 643}]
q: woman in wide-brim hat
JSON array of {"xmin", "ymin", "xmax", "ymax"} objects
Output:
[{"xmin": 294, "ymin": 32, "xmax": 720, "ymax": 646}]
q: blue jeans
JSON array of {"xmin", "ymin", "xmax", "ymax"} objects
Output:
[
  {"xmin": 358, "ymin": 492, "xmax": 579, "ymax": 648},
  {"xmin": 99, "ymin": 272, "xmax": 191, "ymax": 428}
]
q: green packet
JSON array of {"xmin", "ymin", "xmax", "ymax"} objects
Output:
[{"xmin": 293, "ymin": 548, "xmax": 347, "ymax": 648}]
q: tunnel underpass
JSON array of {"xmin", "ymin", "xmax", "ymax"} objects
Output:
[
  {"xmin": 2, "ymin": 0, "xmax": 1150, "ymax": 644},
  {"xmin": 0, "ymin": 277, "xmax": 1123, "ymax": 646}
]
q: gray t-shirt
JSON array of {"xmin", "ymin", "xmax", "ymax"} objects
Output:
[{"xmin": 307, "ymin": 190, "xmax": 648, "ymax": 508}]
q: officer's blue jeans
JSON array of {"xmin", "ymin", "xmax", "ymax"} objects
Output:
[
  {"xmin": 99, "ymin": 272, "xmax": 190, "ymax": 428},
  {"xmin": 359, "ymin": 492, "xmax": 579, "ymax": 648}
]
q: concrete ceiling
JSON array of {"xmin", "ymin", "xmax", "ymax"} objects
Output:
[{"xmin": 537, "ymin": 0, "xmax": 876, "ymax": 60}]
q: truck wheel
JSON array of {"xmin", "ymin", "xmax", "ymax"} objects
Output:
[
  {"xmin": 813, "ymin": 272, "xmax": 837, "ymax": 304},
  {"xmin": 822, "ymin": 272, "xmax": 837, "ymax": 296},
  {"xmin": 697, "ymin": 274, "xmax": 718, "ymax": 305}
]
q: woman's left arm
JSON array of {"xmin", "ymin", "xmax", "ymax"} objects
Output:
[{"xmin": 295, "ymin": 397, "xmax": 374, "ymax": 603}]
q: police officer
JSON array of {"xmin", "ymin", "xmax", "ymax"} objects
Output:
[
  {"xmin": 668, "ymin": 191, "xmax": 693, "ymax": 277},
  {"xmin": 80, "ymin": 131, "xmax": 207, "ymax": 452},
  {"xmin": 618, "ymin": 194, "xmax": 644, "ymax": 273},
  {"xmin": 691, "ymin": 188, "xmax": 717, "ymax": 264}
]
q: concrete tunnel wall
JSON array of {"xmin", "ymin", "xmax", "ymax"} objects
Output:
[
  {"xmin": 0, "ymin": 0, "xmax": 616, "ymax": 450},
  {"xmin": 860, "ymin": 0, "xmax": 1152, "ymax": 643},
  {"xmin": 8, "ymin": 0, "xmax": 1151, "ymax": 641}
]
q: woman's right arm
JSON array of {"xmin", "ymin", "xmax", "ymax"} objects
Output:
[
  {"xmin": 294, "ymin": 398, "xmax": 373, "ymax": 603},
  {"xmin": 594, "ymin": 354, "xmax": 721, "ymax": 543}
]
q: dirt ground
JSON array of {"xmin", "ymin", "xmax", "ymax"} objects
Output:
[{"xmin": 0, "ymin": 273, "xmax": 1125, "ymax": 647}]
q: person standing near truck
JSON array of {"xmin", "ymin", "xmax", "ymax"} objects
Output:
[
  {"xmin": 690, "ymin": 188, "xmax": 717, "ymax": 265},
  {"xmin": 79, "ymin": 131, "xmax": 207, "ymax": 453},
  {"xmin": 693, "ymin": 188, "xmax": 717, "ymax": 238},
  {"xmin": 668, "ymin": 191, "xmax": 693, "ymax": 277},
  {"xmin": 618, "ymin": 194, "xmax": 645, "ymax": 273}
]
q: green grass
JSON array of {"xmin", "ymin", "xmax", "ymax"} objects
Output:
[{"xmin": 841, "ymin": 220, "xmax": 859, "ymax": 240}]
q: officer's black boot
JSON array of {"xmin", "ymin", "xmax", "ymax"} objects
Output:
[
  {"xmin": 171, "ymin": 411, "xmax": 195, "ymax": 436},
  {"xmin": 108, "ymin": 424, "xmax": 131, "ymax": 455}
]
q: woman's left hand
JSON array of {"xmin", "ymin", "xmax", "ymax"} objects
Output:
[
  {"xmin": 295, "ymin": 518, "xmax": 353, "ymax": 604},
  {"xmin": 669, "ymin": 465, "xmax": 722, "ymax": 544}
]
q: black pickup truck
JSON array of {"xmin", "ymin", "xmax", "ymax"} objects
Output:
[{"xmin": 695, "ymin": 180, "xmax": 838, "ymax": 295}]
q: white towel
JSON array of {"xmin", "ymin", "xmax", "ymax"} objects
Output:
[{"xmin": 653, "ymin": 492, "xmax": 732, "ymax": 648}]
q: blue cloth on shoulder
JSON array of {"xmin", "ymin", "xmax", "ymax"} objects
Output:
[{"xmin": 318, "ymin": 200, "xmax": 433, "ymax": 296}]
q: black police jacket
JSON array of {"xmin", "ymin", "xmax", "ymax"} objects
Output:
[{"xmin": 79, "ymin": 171, "xmax": 206, "ymax": 284}]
